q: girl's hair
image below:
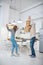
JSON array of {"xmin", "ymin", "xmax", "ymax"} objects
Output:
[
  {"xmin": 29, "ymin": 25, "xmax": 32, "ymax": 29},
  {"xmin": 13, "ymin": 25, "xmax": 18, "ymax": 31}
]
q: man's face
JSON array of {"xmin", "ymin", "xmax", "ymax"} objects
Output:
[{"xmin": 26, "ymin": 19, "xmax": 31, "ymax": 26}]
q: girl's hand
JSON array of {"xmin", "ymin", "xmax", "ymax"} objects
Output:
[{"xmin": 7, "ymin": 38, "xmax": 10, "ymax": 40}]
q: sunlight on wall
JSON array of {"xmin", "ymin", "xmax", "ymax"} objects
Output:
[{"xmin": 1, "ymin": 26, "xmax": 8, "ymax": 41}]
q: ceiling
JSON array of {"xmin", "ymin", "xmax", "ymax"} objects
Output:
[{"xmin": 2, "ymin": 0, "xmax": 43, "ymax": 11}]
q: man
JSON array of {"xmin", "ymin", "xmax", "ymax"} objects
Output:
[{"xmin": 30, "ymin": 18, "xmax": 36, "ymax": 58}]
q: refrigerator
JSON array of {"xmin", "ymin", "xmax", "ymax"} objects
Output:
[{"xmin": 39, "ymin": 28, "xmax": 43, "ymax": 53}]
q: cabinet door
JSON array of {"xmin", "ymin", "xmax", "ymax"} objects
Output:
[{"xmin": 39, "ymin": 38, "xmax": 43, "ymax": 52}]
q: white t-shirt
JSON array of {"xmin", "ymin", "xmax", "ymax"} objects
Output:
[{"xmin": 30, "ymin": 22, "xmax": 36, "ymax": 38}]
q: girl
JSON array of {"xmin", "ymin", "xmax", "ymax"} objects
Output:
[{"xmin": 6, "ymin": 24, "xmax": 19, "ymax": 56}]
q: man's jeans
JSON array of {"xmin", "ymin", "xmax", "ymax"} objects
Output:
[{"xmin": 30, "ymin": 37, "xmax": 36, "ymax": 56}]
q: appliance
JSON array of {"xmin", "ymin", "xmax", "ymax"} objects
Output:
[{"xmin": 39, "ymin": 28, "xmax": 43, "ymax": 53}]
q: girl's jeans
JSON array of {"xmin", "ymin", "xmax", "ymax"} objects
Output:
[{"xmin": 11, "ymin": 38, "xmax": 18, "ymax": 54}]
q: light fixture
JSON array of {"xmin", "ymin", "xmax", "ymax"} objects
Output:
[
  {"xmin": 17, "ymin": 17, "xmax": 23, "ymax": 23},
  {"xmin": 17, "ymin": 0, "xmax": 23, "ymax": 23},
  {"xmin": 10, "ymin": 0, "xmax": 18, "ymax": 10},
  {"xmin": 11, "ymin": 20, "xmax": 18, "ymax": 25}
]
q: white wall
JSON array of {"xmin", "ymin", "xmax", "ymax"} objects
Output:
[
  {"xmin": 0, "ymin": 1, "xmax": 19, "ymax": 25},
  {"xmin": 0, "ymin": 2, "xmax": 10, "ymax": 26},
  {"xmin": 0, "ymin": 5, "xmax": 2, "ymax": 41},
  {"xmin": 0, "ymin": 7, "xmax": 1, "ymax": 19}
]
